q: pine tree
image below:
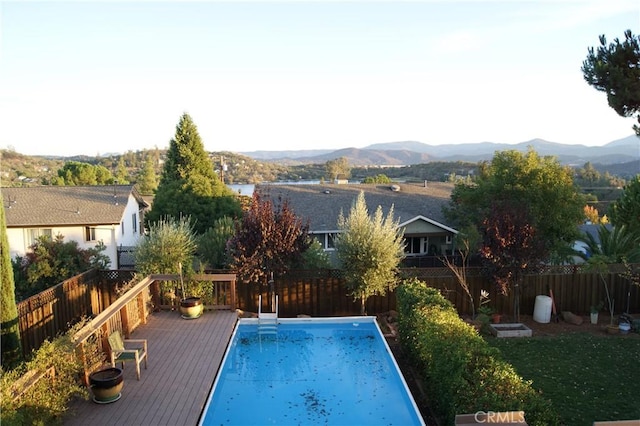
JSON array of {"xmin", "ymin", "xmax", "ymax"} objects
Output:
[
  {"xmin": 114, "ymin": 156, "xmax": 130, "ymax": 184},
  {"xmin": 582, "ymin": 30, "xmax": 640, "ymax": 135},
  {"xmin": 136, "ymin": 155, "xmax": 158, "ymax": 195},
  {"xmin": 145, "ymin": 113, "xmax": 241, "ymax": 234},
  {"xmin": 1, "ymin": 192, "xmax": 22, "ymax": 368}
]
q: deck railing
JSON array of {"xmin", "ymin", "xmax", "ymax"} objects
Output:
[{"xmin": 71, "ymin": 273, "xmax": 237, "ymax": 384}]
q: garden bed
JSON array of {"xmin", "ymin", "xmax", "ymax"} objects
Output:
[{"xmin": 489, "ymin": 323, "xmax": 532, "ymax": 338}]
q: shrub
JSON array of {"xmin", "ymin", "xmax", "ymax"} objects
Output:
[
  {"xmin": 0, "ymin": 322, "xmax": 89, "ymax": 425},
  {"xmin": 396, "ymin": 278, "xmax": 560, "ymax": 425}
]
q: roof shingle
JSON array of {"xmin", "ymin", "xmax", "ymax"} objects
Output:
[
  {"xmin": 2, "ymin": 185, "xmax": 145, "ymax": 227},
  {"xmin": 256, "ymin": 181, "xmax": 454, "ymax": 231}
]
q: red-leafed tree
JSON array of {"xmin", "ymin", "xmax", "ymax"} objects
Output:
[
  {"xmin": 480, "ymin": 202, "xmax": 546, "ymax": 320},
  {"xmin": 227, "ymin": 192, "xmax": 310, "ymax": 284}
]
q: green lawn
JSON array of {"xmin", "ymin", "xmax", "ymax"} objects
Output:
[{"xmin": 487, "ymin": 333, "xmax": 640, "ymax": 426}]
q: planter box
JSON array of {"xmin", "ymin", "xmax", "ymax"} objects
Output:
[{"xmin": 489, "ymin": 323, "xmax": 532, "ymax": 338}]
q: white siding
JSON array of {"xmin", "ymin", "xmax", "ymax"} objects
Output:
[{"xmin": 6, "ymin": 193, "xmax": 143, "ymax": 269}]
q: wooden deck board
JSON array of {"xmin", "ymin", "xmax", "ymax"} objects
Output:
[{"xmin": 63, "ymin": 309, "xmax": 237, "ymax": 426}]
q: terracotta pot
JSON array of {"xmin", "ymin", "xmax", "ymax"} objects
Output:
[
  {"xmin": 179, "ymin": 297, "xmax": 203, "ymax": 319},
  {"xmin": 89, "ymin": 367, "xmax": 123, "ymax": 404},
  {"xmin": 491, "ymin": 314, "xmax": 502, "ymax": 324}
]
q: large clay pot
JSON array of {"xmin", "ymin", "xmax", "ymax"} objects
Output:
[
  {"xmin": 179, "ymin": 297, "xmax": 203, "ymax": 319},
  {"xmin": 89, "ymin": 367, "xmax": 123, "ymax": 404}
]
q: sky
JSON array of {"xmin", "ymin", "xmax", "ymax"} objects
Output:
[{"xmin": 1, "ymin": 1, "xmax": 638, "ymax": 157}]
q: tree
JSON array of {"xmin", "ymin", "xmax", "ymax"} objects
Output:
[
  {"xmin": 293, "ymin": 238, "xmax": 332, "ymax": 270},
  {"xmin": 577, "ymin": 162, "xmax": 601, "ymax": 185},
  {"xmin": 583, "ymin": 205, "xmax": 602, "ymax": 224},
  {"xmin": 114, "ymin": 156, "xmax": 130, "ymax": 184},
  {"xmin": 197, "ymin": 216, "xmax": 236, "ymax": 269},
  {"xmin": 227, "ymin": 193, "xmax": 310, "ymax": 284},
  {"xmin": 441, "ymin": 225, "xmax": 481, "ymax": 318},
  {"xmin": 136, "ymin": 155, "xmax": 158, "ymax": 195},
  {"xmin": 1, "ymin": 192, "xmax": 22, "ymax": 368},
  {"xmin": 53, "ymin": 161, "xmax": 114, "ymax": 185},
  {"xmin": 12, "ymin": 235, "xmax": 110, "ymax": 301},
  {"xmin": 144, "ymin": 113, "xmax": 242, "ymax": 234},
  {"xmin": 444, "ymin": 148, "xmax": 585, "ymax": 264},
  {"xmin": 134, "ymin": 216, "xmax": 197, "ymax": 276},
  {"xmin": 479, "ymin": 202, "xmax": 547, "ymax": 320},
  {"xmin": 325, "ymin": 157, "xmax": 350, "ymax": 181},
  {"xmin": 335, "ymin": 191, "xmax": 405, "ymax": 315},
  {"xmin": 609, "ymin": 175, "xmax": 640, "ymax": 236},
  {"xmin": 362, "ymin": 174, "xmax": 391, "ymax": 184},
  {"xmin": 576, "ymin": 224, "xmax": 640, "ymax": 264},
  {"xmin": 582, "ymin": 29, "xmax": 640, "ymax": 135},
  {"xmin": 576, "ymin": 224, "xmax": 640, "ymax": 325}
]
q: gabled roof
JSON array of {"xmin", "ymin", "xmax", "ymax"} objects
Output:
[
  {"xmin": 397, "ymin": 215, "xmax": 459, "ymax": 234},
  {"xmin": 2, "ymin": 185, "xmax": 148, "ymax": 227},
  {"xmin": 256, "ymin": 182, "xmax": 454, "ymax": 232}
]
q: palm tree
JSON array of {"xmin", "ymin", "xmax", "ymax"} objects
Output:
[
  {"xmin": 576, "ymin": 224, "xmax": 640, "ymax": 325},
  {"xmin": 576, "ymin": 224, "xmax": 640, "ymax": 263}
]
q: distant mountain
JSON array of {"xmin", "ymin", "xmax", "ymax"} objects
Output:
[{"xmin": 240, "ymin": 136, "xmax": 640, "ymax": 167}]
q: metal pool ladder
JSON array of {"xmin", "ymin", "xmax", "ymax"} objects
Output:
[{"xmin": 258, "ymin": 295, "xmax": 278, "ymax": 335}]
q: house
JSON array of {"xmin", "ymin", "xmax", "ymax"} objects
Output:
[
  {"xmin": 256, "ymin": 181, "xmax": 458, "ymax": 266},
  {"xmin": 572, "ymin": 222, "xmax": 614, "ymax": 263},
  {"xmin": 2, "ymin": 185, "xmax": 149, "ymax": 269}
]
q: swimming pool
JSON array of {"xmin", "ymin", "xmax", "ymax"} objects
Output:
[{"xmin": 199, "ymin": 316, "xmax": 425, "ymax": 425}]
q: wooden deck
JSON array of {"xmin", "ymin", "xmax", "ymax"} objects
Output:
[{"xmin": 64, "ymin": 309, "xmax": 238, "ymax": 426}]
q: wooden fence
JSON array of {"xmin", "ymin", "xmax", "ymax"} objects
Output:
[
  {"xmin": 14, "ymin": 265, "xmax": 640, "ymax": 359},
  {"xmin": 15, "ymin": 269, "xmax": 137, "ymax": 358},
  {"xmin": 235, "ymin": 265, "xmax": 640, "ymax": 318}
]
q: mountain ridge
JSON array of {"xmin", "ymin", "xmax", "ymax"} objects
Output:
[{"xmin": 240, "ymin": 135, "xmax": 640, "ymax": 167}]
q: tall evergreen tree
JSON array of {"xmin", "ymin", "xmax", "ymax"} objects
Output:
[
  {"xmin": 145, "ymin": 113, "xmax": 241, "ymax": 234},
  {"xmin": 136, "ymin": 155, "xmax": 158, "ymax": 195},
  {"xmin": 1, "ymin": 193, "xmax": 22, "ymax": 368},
  {"xmin": 114, "ymin": 156, "xmax": 130, "ymax": 184}
]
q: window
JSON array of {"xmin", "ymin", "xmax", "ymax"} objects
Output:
[
  {"xmin": 132, "ymin": 213, "xmax": 137, "ymax": 233},
  {"xmin": 27, "ymin": 228, "xmax": 52, "ymax": 245},
  {"xmin": 312, "ymin": 232, "xmax": 338, "ymax": 250},
  {"xmin": 85, "ymin": 226, "xmax": 97, "ymax": 242},
  {"xmin": 404, "ymin": 236, "xmax": 428, "ymax": 255},
  {"xmin": 327, "ymin": 233, "xmax": 337, "ymax": 250}
]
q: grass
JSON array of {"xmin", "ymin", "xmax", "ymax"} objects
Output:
[{"xmin": 487, "ymin": 332, "xmax": 640, "ymax": 426}]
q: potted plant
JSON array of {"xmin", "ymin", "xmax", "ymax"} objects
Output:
[
  {"xmin": 590, "ymin": 301, "xmax": 603, "ymax": 325},
  {"xmin": 89, "ymin": 367, "xmax": 124, "ymax": 404},
  {"xmin": 178, "ymin": 262, "xmax": 203, "ymax": 319}
]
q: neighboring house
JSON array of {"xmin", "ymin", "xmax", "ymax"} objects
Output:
[
  {"xmin": 572, "ymin": 222, "xmax": 613, "ymax": 262},
  {"xmin": 2, "ymin": 185, "xmax": 149, "ymax": 269},
  {"xmin": 256, "ymin": 181, "xmax": 458, "ymax": 266}
]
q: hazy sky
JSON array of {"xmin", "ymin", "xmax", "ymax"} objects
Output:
[{"xmin": 1, "ymin": 1, "xmax": 638, "ymax": 157}]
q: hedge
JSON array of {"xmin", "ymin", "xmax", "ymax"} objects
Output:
[{"xmin": 396, "ymin": 278, "xmax": 560, "ymax": 425}]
